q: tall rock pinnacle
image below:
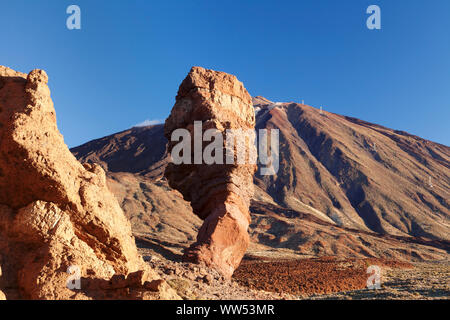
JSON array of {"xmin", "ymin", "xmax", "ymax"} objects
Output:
[
  {"xmin": 164, "ymin": 67, "xmax": 257, "ymax": 278},
  {"xmin": 0, "ymin": 66, "xmax": 176, "ymax": 300}
]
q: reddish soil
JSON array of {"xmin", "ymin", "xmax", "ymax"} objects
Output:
[{"xmin": 233, "ymin": 256, "xmax": 413, "ymax": 296}]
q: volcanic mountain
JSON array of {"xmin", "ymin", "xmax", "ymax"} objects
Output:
[{"xmin": 71, "ymin": 97, "xmax": 450, "ymax": 261}]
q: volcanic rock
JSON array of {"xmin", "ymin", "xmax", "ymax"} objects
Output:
[
  {"xmin": 0, "ymin": 66, "xmax": 172, "ymax": 299},
  {"xmin": 164, "ymin": 67, "xmax": 257, "ymax": 278}
]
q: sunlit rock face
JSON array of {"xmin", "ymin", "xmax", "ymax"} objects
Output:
[
  {"xmin": 165, "ymin": 66, "xmax": 257, "ymax": 278},
  {"xmin": 0, "ymin": 66, "xmax": 172, "ymax": 300}
]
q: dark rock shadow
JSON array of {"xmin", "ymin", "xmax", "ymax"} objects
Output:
[{"xmin": 135, "ymin": 236, "xmax": 184, "ymax": 262}]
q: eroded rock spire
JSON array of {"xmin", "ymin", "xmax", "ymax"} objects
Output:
[{"xmin": 164, "ymin": 67, "xmax": 257, "ymax": 278}]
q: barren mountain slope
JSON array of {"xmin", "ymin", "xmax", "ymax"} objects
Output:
[
  {"xmin": 71, "ymin": 125, "xmax": 168, "ymax": 180},
  {"xmin": 71, "ymin": 97, "xmax": 450, "ymax": 261},
  {"xmin": 253, "ymin": 99, "xmax": 449, "ymax": 240}
]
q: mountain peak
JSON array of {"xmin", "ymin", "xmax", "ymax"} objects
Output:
[{"xmin": 252, "ymin": 96, "xmax": 273, "ymax": 107}]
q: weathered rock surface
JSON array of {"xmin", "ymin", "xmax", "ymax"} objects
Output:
[
  {"xmin": 164, "ymin": 67, "xmax": 257, "ymax": 278},
  {"xmin": 0, "ymin": 66, "xmax": 176, "ymax": 300}
]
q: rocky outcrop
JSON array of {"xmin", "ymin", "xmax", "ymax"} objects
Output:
[
  {"xmin": 0, "ymin": 66, "xmax": 177, "ymax": 300},
  {"xmin": 164, "ymin": 67, "xmax": 257, "ymax": 278}
]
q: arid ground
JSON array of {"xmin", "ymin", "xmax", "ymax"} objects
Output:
[{"xmin": 137, "ymin": 243, "xmax": 449, "ymax": 300}]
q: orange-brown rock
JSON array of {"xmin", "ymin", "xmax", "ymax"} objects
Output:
[
  {"xmin": 164, "ymin": 67, "xmax": 257, "ymax": 278},
  {"xmin": 0, "ymin": 66, "xmax": 172, "ymax": 299}
]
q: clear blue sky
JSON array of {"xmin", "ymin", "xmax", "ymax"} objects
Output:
[{"xmin": 1, "ymin": 0, "xmax": 449, "ymax": 147}]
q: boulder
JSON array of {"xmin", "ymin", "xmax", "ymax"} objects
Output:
[{"xmin": 0, "ymin": 66, "xmax": 173, "ymax": 299}]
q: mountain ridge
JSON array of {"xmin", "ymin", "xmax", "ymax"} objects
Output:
[{"xmin": 71, "ymin": 97, "xmax": 450, "ymax": 261}]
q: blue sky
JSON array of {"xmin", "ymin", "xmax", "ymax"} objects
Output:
[{"xmin": 1, "ymin": 0, "xmax": 449, "ymax": 147}]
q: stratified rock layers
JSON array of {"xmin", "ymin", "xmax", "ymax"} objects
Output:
[
  {"xmin": 0, "ymin": 66, "xmax": 168, "ymax": 299},
  {"xmin": 164, "ymin": 67, "xmax": 257, "ymax": 278}
]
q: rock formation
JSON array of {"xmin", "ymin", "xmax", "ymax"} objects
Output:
[
  {"xmin": 164, "ymin": 67, "xmax": 257, "ymax": 278},
  {"xmin": 0, "ymin": 66, "xmax": 178, "ymax": 300}
]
